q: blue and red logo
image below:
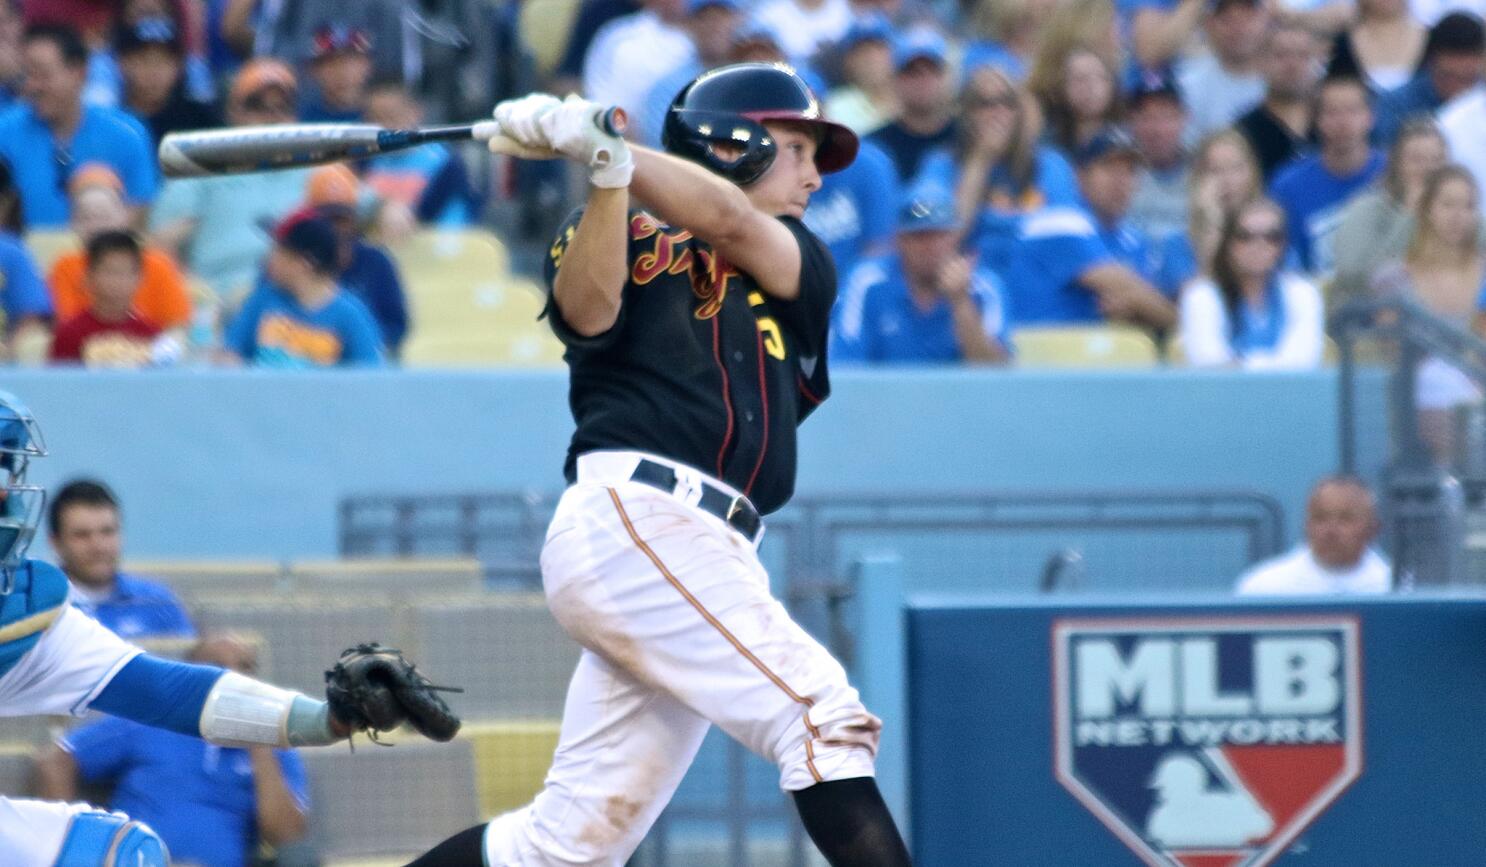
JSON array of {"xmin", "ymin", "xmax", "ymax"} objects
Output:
[{"xmin": 1053, "ymin": 616, "xmax": 1363, "ymax": 867}]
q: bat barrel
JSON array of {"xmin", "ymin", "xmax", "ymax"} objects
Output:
[{"xmin": 158, "ymin": 124, "xmax": 390, "ymax": 178}]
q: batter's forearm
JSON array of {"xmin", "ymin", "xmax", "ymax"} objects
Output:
[
  {"xmin": 553, "ymin": 186, "xmax": 629, "ymax": 337},
  {"xmin": 629, "ymin": 146, "xmax": 754, "ymax": 246}
]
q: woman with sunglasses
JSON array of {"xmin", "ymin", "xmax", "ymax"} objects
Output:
[
  {"xmin": 915, "ymin": 66, "xmax": 1078, "ymax": 273},
  {"xmin": 1179, "ymin": 197, "xmax": 1324, "ymax": 369}
]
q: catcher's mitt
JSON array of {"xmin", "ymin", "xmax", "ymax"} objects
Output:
[{"xmin": 324, "ymin": 643, "xmax": 463, "ymax": 743}]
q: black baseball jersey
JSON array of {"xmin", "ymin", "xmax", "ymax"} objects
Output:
[{"xmin": 542, "ymin": 208, "xmax": 835, "ymax": 515}]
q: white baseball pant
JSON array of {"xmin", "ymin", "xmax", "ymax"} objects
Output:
[{"xmin": 483, "ymin": 451, "xmax": 881, "ymax": 866}]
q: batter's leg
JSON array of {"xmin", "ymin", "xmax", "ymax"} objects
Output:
[{"xmin": 441, "ymin": 647, "xmax": 709, "ymax": 867}]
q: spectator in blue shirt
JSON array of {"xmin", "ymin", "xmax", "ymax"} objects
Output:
[
  {"xmin": 47, "ymin": 479, "xmax": 194, "ymax": 641},
  {"xmin": 868, "ymin": 30, "xmax": 957, "ymax": 182},
  {"xmin": 919, "ymin": 67, "xmax": 1080, "ymax": 275},
  {"xmin": 1372, "ymin": 12, "xmax": 1485, "ymax": 145},
  {"xmin": 805, "ymin": 137, "xmax": 900, "ymax": 312},
  {"xmin": 1270, "ymin": 76, "xmax": 1386, "ymax": 275},
  {"xmin": 0, "ymin": 24, "xmax": 157, "ymax": 228},
  {"xmin": 833, "ymin": 186, "xmax": 1011, "ymax": 365},
  {"xmin": 35, "ymin": 633, "xmax": 313, "ymax": 867},
  {"xmin": 1001, "ymin": 128, "xmax": 1178, "ymax": 328},
  {"xmin": 226, "ymin": 211, "xmax": 385, "ymax": 368},
  {"xmin": 0, "ymin": 156, "xmax": 53, "ymax": 358},
  {"xmin": 362, "ymin": 81, "xmax": 479, "ymax": 227}
]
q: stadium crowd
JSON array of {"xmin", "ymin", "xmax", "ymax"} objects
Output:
[{"xmin": 0, "ymin": 0, "xmax": 1481, "ymax": 370}]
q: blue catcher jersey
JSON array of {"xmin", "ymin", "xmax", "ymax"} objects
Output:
[
  {"xmin": 0, "ymin": 559, "xmax": 71, "ymax": 681},
  {"xmin": 53, "ymin": 809, "xmax": 169, "ymax": 867}
]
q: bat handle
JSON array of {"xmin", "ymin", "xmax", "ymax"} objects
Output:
[{"xmin": 597, "ymin": 106, "xmax": 627, "ymax": 137}]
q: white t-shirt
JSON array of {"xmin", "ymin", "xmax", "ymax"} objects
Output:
[
  {"xmin": 1234, "ymin": 546, "xmax": 1392, "ymax": 595},
  {"xmin": 1410, "ymin": 0, "xmax": 1486, "ymax": 25},
  {"xmin": 1440, "ymin": 87, "xmax": 1486, "ymax": 198},
  {"xmin": 581, "ymin": 11, "xmax": 696, "ymax": 123},
  {"xmin": 752, "ymin": 0, "xmax": 852, "ymax": 60},
  {"xmin": 1179, "ymin": 273, "xmax": 1325, "ymax": 370},
  {"xmin": 1176, "ymin": 54, "xmax": 1266, "ymax": 144}
]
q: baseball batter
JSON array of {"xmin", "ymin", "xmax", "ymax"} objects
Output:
[
  {"xmin": 409, "ymin": 63, "xmax": 912, "ymax": 867},
  {"xmin": 0, "ymin": 389, "xmax": 459, "ymax": 866}
]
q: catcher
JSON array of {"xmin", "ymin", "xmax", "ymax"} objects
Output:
[{"xmin": 0, "ymin": 389, "xmax": 460, "ymax": 865}]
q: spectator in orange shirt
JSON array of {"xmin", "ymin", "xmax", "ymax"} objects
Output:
[
  {"xmin": 49, "ymin": 162, "xmax": 191, "ymax": 330},
  {"xmin": 49, "ymin": 229, "xmax": 169, "ymax": 367}
]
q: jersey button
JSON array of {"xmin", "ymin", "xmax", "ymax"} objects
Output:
[
  {"xmin": 745, "ymin": 411, "xmax": 756, "ymax": 422},
  {"xmin": 732, "ymin": 351, "xmax": 744, "ymax": 362}
]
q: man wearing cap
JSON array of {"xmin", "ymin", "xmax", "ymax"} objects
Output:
[
  {"xmin": 301, "ymin": 23, "xmax": 372, "ymax": 124},
  {"xmin": 1001, "ymin": 128, "xmax": 1176, "ymax": 327},
  {"xmin": 1127, "ymin": 69, "xmax": 1191, "ymax": 245},
  {"xmin": 868, "ymin": 29, "xmax": 957, "ymax": 182},
  {"xmin": 0, "ymin": 24, "xmax": 157, "ymax": 228},
  {"xmin": 224, "ymin": 211, "xmax": 383, "ymax": 368},
  {"xmin": 833, "ymin": 186, "xmax": 1010, "ymax": 364},
  {"xmin": 50, "ymin": 163, "xmax": 191, "ymax": 331},
  {"xmin": 115, "ymin": 15, "xmax": 218, "ymax": 149},
  {"xmin": 302, "ymin": 164, "xmax": 409, "ymax": 355},
  {"xmin": 149, "ymin": 58, "xmax": 312, "ymax": 306},
  {"xmin": 635, "ymin": 0, "xmax": 744, "ymax": 147},
  {"xmin": 825, "ymin": 13, "xmax": 897, "ymax": 135},
  {"xmin": 1175, "ymin": 0, "xmax": 1269, "ymax": 141}
]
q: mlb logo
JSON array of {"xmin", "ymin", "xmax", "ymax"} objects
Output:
[{"xmin": 1052, "ymin": 616, "xmax": 1363, "ymax": 867}]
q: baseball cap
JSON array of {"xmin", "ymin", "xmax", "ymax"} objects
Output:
[
  {"xmin": 840, "ymin": 13, "xmax": 893, "ymax": 52},
  {"xmin": 305, "ymin": 164, "xmax": 360, "ymax": 213},
  {"xmin": 893, "ymin": 30, "xmax": 948, "ymax": 73},
  {"xmin": 65, "ymin": 162, "xmax": 124, "ymax": 197},
  {"xmin": 230, "ymin": 58, "xmax": 298, "ymax": 104},
  {"xmin": 115, "ymin": 16, "xmax": 183, "ymax": 56},
  {"xmin": 1075, "ymin": 127, "xmax": 1143, "ymax": 168},
  {"xmin": 274, "ymin": 210, "xmax": 340, "ymax": 273},
  {"xmin": 1127, "ymin": 67, "xmax": 1182, "ymax": 109},
  {"xmin": 687, "ymin": 0, "xmax": 741, "ymax": 14},
  {"xmin": 311, "ymin": 23, "xmax": 372, "ymax": 61},
  {"xmin": 898, "ymin": 186, "xmax": 960, "ymax": 233}
]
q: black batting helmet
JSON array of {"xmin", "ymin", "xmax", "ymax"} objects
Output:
[{"xmin": 662, "ymin": 62, "xmax": 859, "ymax": 186}]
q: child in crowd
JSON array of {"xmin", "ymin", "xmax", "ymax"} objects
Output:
[
  {"xmin": 224, "ymin": 212, "xmax": 384, "ymax": 368},
  {"xmin": 49, "ymin": 230, "xmax": 170, "ymax": 367}
]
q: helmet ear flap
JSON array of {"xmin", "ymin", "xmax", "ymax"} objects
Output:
[{"xmin": 663, "ymin": 109, "xmax": 777, "ymax": 186}]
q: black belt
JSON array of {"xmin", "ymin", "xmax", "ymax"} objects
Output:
[{"xmin": 629, "ymin": 459, "xmax": 762, "ymax": 543}]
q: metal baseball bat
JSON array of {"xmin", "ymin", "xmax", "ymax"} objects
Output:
[{"xmin": 158, "ymin": 107, "xmax": 627, "ymax": 178}]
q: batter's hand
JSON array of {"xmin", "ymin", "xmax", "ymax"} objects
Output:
[
  {"xmin": 539, "ymin": 94, "xmax": 634, "ymax": 188},
  {"xmin": 492, "ymin": 93, "xmax": 562, "ymax": 150}
]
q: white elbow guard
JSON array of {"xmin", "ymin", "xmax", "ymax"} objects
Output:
[{"xmin": 199, "ymin": 672, "xmax": 339, "ymax": 748}]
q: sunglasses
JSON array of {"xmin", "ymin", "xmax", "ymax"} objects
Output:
[
  {"xmin": 1234, "ymin": 227, "xmax": 1285, "ymax": 245},
  {"xmin": 968, "ymin": 92, "xmax": 1018, "ymax": 110},
  {"xmin": 240, "ymin": 94, "xmax": 294, "ymax": 115}
]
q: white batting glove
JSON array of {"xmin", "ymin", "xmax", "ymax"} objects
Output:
[
  {"xmin": 492, "ymin": 93, "xmax": 563, "ymax": 150},
  {"xmin": 538, "ymin": 94, "xmax": 633, "ymax": 188}
]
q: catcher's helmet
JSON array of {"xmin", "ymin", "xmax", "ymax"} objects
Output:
[{"xmin": 662, "ymin": 62, "xmax": 858, "ymax": 186}]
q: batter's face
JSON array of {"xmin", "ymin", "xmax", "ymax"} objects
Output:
[
  {"xmin": 744, "ymin": 123, "xmax": 822, "ymax": 219},
  {"xmin": 52, "ymin": 503, "xmax": 122, "ymax": 589}
]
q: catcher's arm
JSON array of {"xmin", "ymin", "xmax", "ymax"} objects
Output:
[{"xmin": 88, "ymin": 644, "xmax": 460, "ymax": 749}]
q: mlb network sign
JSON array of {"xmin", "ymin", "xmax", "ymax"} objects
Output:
[{"xmin": 1053, "ymin": 617, "xmax": 1362, "ymax": 867}]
